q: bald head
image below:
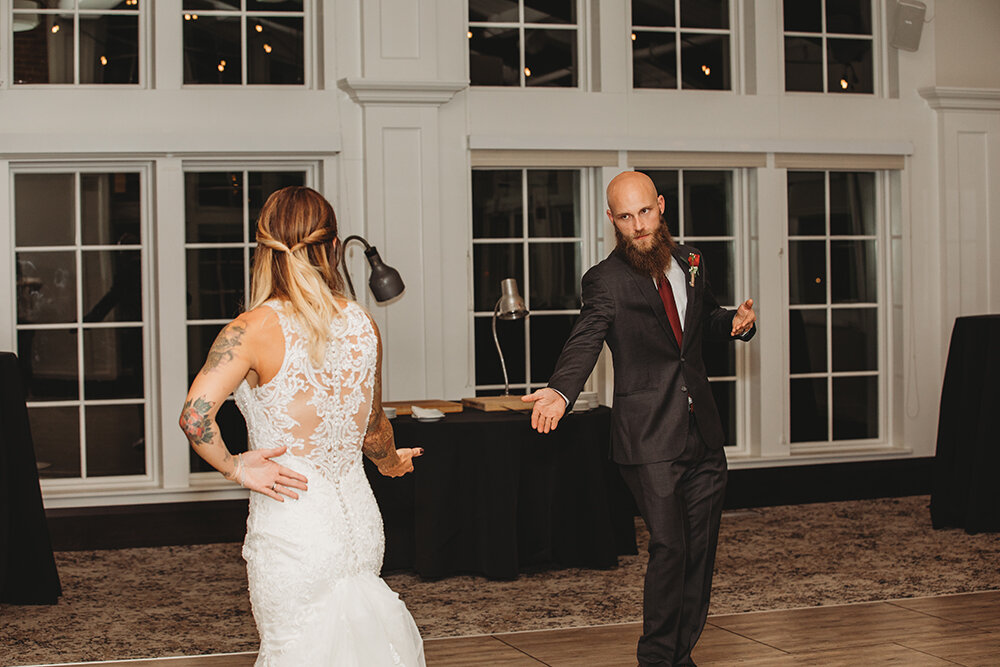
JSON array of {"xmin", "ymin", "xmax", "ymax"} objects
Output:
[{"xmin": 606, "ymin": 171, "xmax": 658, "ymax": 211}]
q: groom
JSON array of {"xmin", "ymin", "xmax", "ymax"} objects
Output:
[{"xmin": 524, "ymin": 171, "xmax": 756, "ymax": 666}]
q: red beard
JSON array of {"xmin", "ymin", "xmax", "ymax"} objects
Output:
[{"xmin": 615, "ymin": 215, "xmax": 676, "ymax": 277}]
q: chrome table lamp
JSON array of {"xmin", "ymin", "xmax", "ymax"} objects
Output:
[{"xmin": 493, "ymin": 278, "xmax": 529, "ymax": 396}]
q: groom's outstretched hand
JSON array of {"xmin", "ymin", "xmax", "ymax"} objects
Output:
[{"xmin": 522, "ymin": 388, "xmax": 567, "ymax": 434}]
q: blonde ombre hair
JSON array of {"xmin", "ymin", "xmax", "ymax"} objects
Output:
[{"xmin": 248, "ymin": 186, "xmax": 347, "ymax": 365}]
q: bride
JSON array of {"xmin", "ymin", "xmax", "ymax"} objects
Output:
[{"xmin": 180, "ymin": 186, "xmax": 425, "ymax": 665}]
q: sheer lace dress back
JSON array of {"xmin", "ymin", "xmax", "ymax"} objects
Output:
[{"xmin": 235, "ymin": 298, "xmax": 377, "ymax": 482}]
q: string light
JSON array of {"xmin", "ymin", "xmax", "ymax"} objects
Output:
[
  {"xmin": 702, "ymin": 65, "xmax": 711, "ymax": 76},
  {"xmin": 218, "ymin": 60, "xmax": 226, "ymax": 72},
  {"xmin": 524, "ymin": 67, "xmax": 531, "ymax": 77},
  {"xmin": 255, "ymin": 24, "xmax": 263, "ymax": 33},
  {"xmin": 631, "ymin": 33, "xmax": 637, "ymax": 41},
  {"xmin": 840, "ymin": 78, "xmax": 848, "ymax": 89},
  {"xmin": 263, "ymin": 43, "xmax": 272, "ymax": 54},
  {"xmin": 51, "ymin": 24, "xmax": 60, "ymax": 33},
  {"xmin": 100, "ymin": 56, "xmax": 108, "ymax": 66},
  {"xmin": 467, "ymin": 31, "xmax": 473, "ymax": 38}
]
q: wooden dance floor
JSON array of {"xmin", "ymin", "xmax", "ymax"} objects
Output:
[{"xmin": 29, "ymin": 591, "xmax": 1000, "ymax": 666}]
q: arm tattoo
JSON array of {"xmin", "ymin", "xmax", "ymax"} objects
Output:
[
  {"xmin": 362, "ymin": 324, "xmax": 397, "ymax": 464},
  {"xmin": 180, "ymin": 396, "xmax": 216, "ymax": 447},
  {"xmin": 201, "ymin": 323, "xmax": 246, "ymax": 375}
]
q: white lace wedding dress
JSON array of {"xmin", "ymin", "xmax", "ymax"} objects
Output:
[{"xmin": 234, "ymin": 299, "xmax": 424, "ymax": 666}]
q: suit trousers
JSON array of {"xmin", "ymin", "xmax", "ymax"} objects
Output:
[{"xmin": 618, "ymin": 413, "xmax": 728, "ymax": 667}]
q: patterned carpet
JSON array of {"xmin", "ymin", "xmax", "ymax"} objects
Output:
[{"xmin": 3, "ymin": 495, "xmax": 999, "ymax": 665}]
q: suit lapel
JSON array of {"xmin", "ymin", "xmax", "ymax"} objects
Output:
[{"xmin": 673, "ymin": 247, "xmax": 696, "ymax": 352}]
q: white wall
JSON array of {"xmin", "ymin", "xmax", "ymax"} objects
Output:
[{"xmin": 1, "ymin": 0, "xmax": 997, "ymax": 506}]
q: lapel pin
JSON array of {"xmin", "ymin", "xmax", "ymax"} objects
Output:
[{"xmin": 688, "ymin": 253, "xmax": 700, "ymax": 287}]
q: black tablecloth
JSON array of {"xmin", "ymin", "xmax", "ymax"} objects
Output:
[
  {"xmin": 930, "ymin": 315, "xmax": 1000, "ymax": 533},
  {"xmin": 0, "ymin": 352, "xmax": 62, "ymax": 604},
  {"xmin": 364, "ymin": 406, "xmax": 637, "ymax": 579}
]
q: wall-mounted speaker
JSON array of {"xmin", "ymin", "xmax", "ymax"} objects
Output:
[{"xmin": 891, "ymin": 0, "xmax": 927, "ymax": 52}]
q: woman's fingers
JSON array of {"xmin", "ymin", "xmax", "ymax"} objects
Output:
[
  {"xmin": 277, "ymin": 465, "xmax": 308, "ymax": 483},
  {"xmin": 277, "ymin": 475, "xmax": 308, "ymax": 491}
]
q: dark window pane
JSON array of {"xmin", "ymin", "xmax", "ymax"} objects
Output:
[
  {"xmin": 524, "ymin": 0, "xmax": 575, "ymax": 23},
  {"xmin": 680, "ymin": 0, "xmax": 729, "ymax": 29},
  {"xmin": 79, "ymin": 14, "xmax": 139, "ymax": 84},
  {"xmin": 831, "ymin": 308, "xmax": 877, "ymax": 372},
  {"xmin": 82, "ymin": 251, "xmax": 143, "ymax": 323},
  {"xmin": 830, "ymin": 172, "xmax": 876, "ymax": 235},
  {"xmin": 787, "ymin": 171, "xmax": 826, "ymax": 236},
  {"xmin": 529, "ymin": 242, "xmax": 582, "ymax": 310},
  {"xmin": 185, "ymin": 172, "xmax": 244, "ymax": 243},
  {"xmin": 183, "ymin": 15, "xmax": 242, "ymax": 84},
  {"xmin": 632, "ymin": 0, "xmax": 675, "ymax": 26},
  {"xmin": 832, "ymin": 376, "xmax": 877, "ymax": 440},
  {"xmin": 190, "ymin": 400, "xmax": 248, "ymax": 472},
  {"xmin": 469, "ymin": 0, "xmax": 519, "ymax": 22},
  {"xmin": 188, "ymin": 324, "xmax": 222, "ymax": 383},
  {"xmin": 86, "ymin": 404, "xmax": 145, "ymax": 477},
  {"xmin": 473, "ymin": 170, "xmax": 523, "ymax": 239},
  {"xmin": 186, "ymin": 248, "xmax": 245, "ymax": 320},
  {"xmin": 82, "ymin": 173, "xmax": 142, "ymax": 245},
  {"xmin": 826, "ymin": 0, "xmax": 871, "ymax": 35},
  {"xmin": 830, "ymin": 240, "xmax": 876, "ymax": 303},
  {"xmin": 248, "ymin": 16, "xmax": 304, "ymax": 85},
  {"xmin": 784, "ymin": 36, "xmax": 823, "ymax": 92},
  {"xmin": 185, "ymin": 0, "xmax": 240, "ymax": 8},
  {"xmin": 248, "ymin": 171, "xmax": 307, "ymax": 235},
  {"xmin": 248, "ymin": 0, "xmax": 303, "ymax": 9},
  {"xmin": 18, "ymin": 330, "xmax": 79, "ymax": 401},
  {"xmin": 474, "ymin": 244, "xmax": 524, "ymax": 311},
  {"xmin": 710, "ymin": 380, "xmax": 736, "ymax": 445},
  {"xmin": 684, "ymin": 171, "xmax": 732, "ymax": 236},
  {"xmin": 790, "ymin": 377, "xmax": 827, "ymax": 442},
  {"xmin": 13, "ymin": 15, "xmax": 74, "ymax": 84},
  {"xmin": 789, "ymin": 309, "xmax": 827, "ymax": 374},
  {"xmin": 783, "ymin": 0, "xmax": 821, "ymax": 32},
  {"xmin": 470, "ymin": 26, "xmax": 519, "ymax": 86},
  {"xmin": 644, "ymin": 170, "xmax": 680, "ymax": 237},
  {"xmin": 788, "ymin": 241, "xmax": 826, "ymax": 305},
  {"xmin": 474, "ymin": 316, "xmax": 525, "ymax": 386},
  {"xmin": 525, "ymin": 28, "xmax": 577, "ymax": 87},
  {"xmin": 529, "ymin": 314, "xmax": 576, "ymax": 382},
  {"xmin": 680, "ymin": 33, "xmax": 730, "ymax": 90},
  {"xmin": 828, "ymin": 38, "xmax": 872, "ymax": 94},
  {"xmin": 702, "ymin": 337, "xmax": 735, "ymax": 377},
  {"xmin": 528, "ymin": 170, "xmax": 579, "ymax": 237},
  {"xmin": 15, "ymin": 173, "xmax": 75, "ymax": 247},
  {"xmin": 84, "ymin": 328, "xmax": 144, "ymax": 399},
  {"xmin": 695, "ymin": 241, "xmax": 734, "ymax": 307},
  {"xmin": 633, "ymin": 31, "xmax": 677, "ymax": 89},
  {"xmin": 16, "ymin": 252, "xmax": 77, "ymax": 324},
  {"xmin": 30, "ymin": 407, "xmax": 81, "ymax": 478}
]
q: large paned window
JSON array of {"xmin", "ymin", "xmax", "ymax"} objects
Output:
[
  {"xmin": 15, "ymin": 168, "xmax": 150, "ymax": 482},
  {"xmin": 631, "ymin": 0, "xmax": 732, "ymax": 90},
  {"xmin": 641, "ymin": 169, "xmax": 742, "ymax": 446},
  {"xmin": 783, "ymin": 0, "xmax": 873, "ymax": 93},
  {"xmin": 471, "ymin": 169, "xmax": 586, "ymax": 394},
  {"xmin": 182, "ymin": 1, "xmax": 305, "ymax": 85},
  {"xmin": 184, "ymin": 168, "xmax": 307, "ymax": 472},
  {"xmin": 787, "ymin": 170, "xmax": 881, "ymax": 444},
  {"xmin": 468, "ymin": 0, "xmax": 579, "ymax": 87},
  {"xmin": 11, "ymin": 0, "xmax": 142, "ymax": 85}
]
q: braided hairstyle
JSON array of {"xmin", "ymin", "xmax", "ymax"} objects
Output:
[{"xmin": 248, "ymin": 186, "xmax": 347, "ymax": 365}]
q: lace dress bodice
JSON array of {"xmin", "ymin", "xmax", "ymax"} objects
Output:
[{"xmin": 233, "ymin": 299, "xmax": 424, "ymax": 666}]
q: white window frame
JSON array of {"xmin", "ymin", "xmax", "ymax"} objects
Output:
[
  {"xmin": 468, "ymin": 167, "xmax": 600, "ymax": 395},
  {"xmin": 180, "ymin": 0, "xmax": 313, "ymax": 88},
  {"xmin": 784, "ymin": 168, "xmax": 893, "ymax": 454},
  {"xmin": 779, "ymin": 0, "xmax": 884, "ymax": 96},
  {"xmin": 468, "ymin": 0, "xmax": 587, "ymax": 89},
  {"xmin": 628, "ymin": 0, "xmax": 744, "ymax": 94},
  {"xmin": 10, "ymin": 161, "xmax": 157, "ymax": 494},
  {"xmin": 8, "ymin": 0, "xmax": 149, "ymax": 88}
]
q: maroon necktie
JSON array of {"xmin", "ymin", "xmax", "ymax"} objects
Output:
[{"xmin": 657, "ymin": 274, "xmax": 683, "ymax": 349}]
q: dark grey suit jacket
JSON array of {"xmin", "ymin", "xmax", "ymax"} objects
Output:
[{"xmin": 547, "ymin": 244, "xmax": 755, "ymax": 465}]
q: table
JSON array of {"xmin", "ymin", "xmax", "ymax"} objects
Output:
[
  {"xmin": 930, "ymin": 315, "xmax": 1000, "ymax": 533},
  {"xmin": 364, "ymin": 406, "xmax": 638, "ymax": 579},
  {"xmin": 0, "ymin": 352, "xmax": 62, "ymax": 604}
]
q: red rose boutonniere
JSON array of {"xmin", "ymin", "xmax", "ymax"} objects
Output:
[{"xmin": 688, "ymin": 253, "xmax": 701, "ymax": 287}]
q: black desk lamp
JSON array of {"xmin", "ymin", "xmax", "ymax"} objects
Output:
[{"xmin": 338, "ymin": 235, "xmax": 405, "ymax": 303}]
